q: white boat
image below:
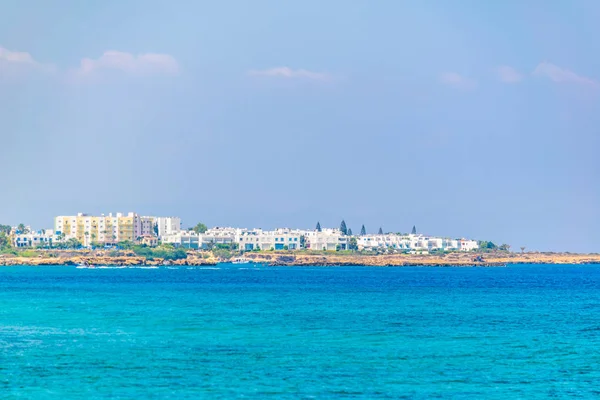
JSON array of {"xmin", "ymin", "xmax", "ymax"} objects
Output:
[
  {"xmin": 76, "ymin": 264, "xmax": 96, "ymax": 269},
  {"xmin": 232, "ymin": 257, "xmax": 252, "ymax": 265}
]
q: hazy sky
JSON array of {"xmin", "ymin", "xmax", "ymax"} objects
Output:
[{"xmin": 1, "ymin": 0, "xmax": 599, "ymax": 252}]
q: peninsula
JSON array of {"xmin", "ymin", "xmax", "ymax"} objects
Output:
[{"xmin": 2, "ymin": 212, "xmax": 597, "ymax": 267}]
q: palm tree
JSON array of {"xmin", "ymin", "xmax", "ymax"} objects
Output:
[{"xmin": 520, "ymin": 246, "xmax": 526, "ymax": 254}]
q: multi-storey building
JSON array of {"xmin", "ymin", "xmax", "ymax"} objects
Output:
[
  {"xmin": 155, "ymin": 217, "xmax": 181, "ymax": 238},
  {"xmin": 54, "ymin": 212, "xmax": 170, "ymax": 247}
]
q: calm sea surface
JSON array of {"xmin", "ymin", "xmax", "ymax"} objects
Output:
[{"xmin": 1, "ymin": 264, "xmax": 599, "ymax": 399}]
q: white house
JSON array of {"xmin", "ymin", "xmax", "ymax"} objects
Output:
[{"xmin": 13, "ymin": 230, "xmax": 56, "ymax": 248}]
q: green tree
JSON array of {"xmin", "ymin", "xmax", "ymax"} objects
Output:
[
  {"xmin": 300, "ymin": 235, "xmax": 306, "ymax": 248},
  {"xmin": 193, "ymin": 222, "xmax": 208, "ymax": 234},
  {"xmin": 153, "ymin": 223, "xmax": 159, "ymax": 236},
  {"xmin": 316, "ymin": 222, "xmax": 322, "ymax": 232},
  {"xmin": 347, "ymin": 228, "xmax": 353, "ymax": 236},
  {"xmin": 118, "ymin": 240, "xmax": 134, "ymax": 250},
  {"xmin": 360, "ymin": 225, "xmax": 366, "ymax": 236},
  {"xmin": 0, "ymin": 233, "xmax": 10, "ymax": 249},
  {"xmin": 213, "ymin": 248, "xmax": 232, "ymax": 260},
  {"xmin": 378, "ymin": 227, "xmax": 383, "ymax": 235},
  {"xmin": 66, "ymin": 238, "xmax": 82, "ymax": 249},
  {"xmin": 478, "ymin": 241, "xmax": 497, "ymax": 250},
  {"xmin": 0, "ymin": 225, "xmax": 11, "ymax": 234},
  {"xmin": 348, "ymin": 237, "xmax": 358, "ymax": 250},
  {"xmin": 411, "ymin": 225, "xmax": 417, "ymax": 235},
  {"xmin": 17, "ymin": 223, "xmax": 27, "ymax": 234},
  {"xmin": 340, "ymin": 220, "xmax": 347, "ymax": 235},
  {"xmin": 499, "ymin": 244, "xmax": 511, "ymax": 252}
]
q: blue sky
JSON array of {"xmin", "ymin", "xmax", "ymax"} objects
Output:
[{"xmin": 1, "ymin": 0, "xmax": 599, "ymax": 252}]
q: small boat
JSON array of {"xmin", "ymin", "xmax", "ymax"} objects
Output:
[
  {"xmin": 76, "ymin": 261, "xmax": 96, "ymax": 269},
  {"xmin": 232, "ymin": 257, "xmax": 252, "ymax": 265}
]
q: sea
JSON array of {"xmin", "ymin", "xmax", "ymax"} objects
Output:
[{"xmin": 1, "ymin": 264, "xmax": 599, "ymax": 399}]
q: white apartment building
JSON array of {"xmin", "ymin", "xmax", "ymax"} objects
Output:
[
  {"xmin": 202, "ymin": 227, "xmax": 241, "ymax": 247},
  {"xmin": 302, "ymin": 228, "xmax": 348, "ymax": 251},
  {"xmin": 237, "ymin": 228, "xmax": 302, "ymax": 251},
  {"xmin": 162, "ymin": 231, "xmax": 201, "ymax": 249},
  {"xmin": 155, "ymin": 217, "xmax": 181, "ymax": 238},
  {"xmin": 357, "ymin": 233, "xmax": 478, "ymax": 252}
]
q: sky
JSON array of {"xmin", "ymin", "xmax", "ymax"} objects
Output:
[{"xmin": 1, "ymin": 0, "xmax": 599, "ymax": 252}]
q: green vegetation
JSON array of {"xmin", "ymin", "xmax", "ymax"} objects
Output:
[
  {"xmin": 0, "ymin": 224, "xmax": 11, "ymax": 234},
  {"xmin": 193, "ymin": 222, "xmax": 208, "ymax": 234},
  {"xmin": 18, "ymin": 250, "xmax": 39, "ymax": 258},
  {"xmin": 131, "ymin": 244, "xmax": 187, "ymax": 261},
  {"xmin": 0, "ymin": 231, "xmax": 15, "ymax": 255},
  {"xmin": 212, "ymin": 248, "xmax": 232, "ymax": 259},
  {"xmin": 360, "ymin": 225, "xmax": 366, "ymax": 236},
  {"xmin": 411, "ymin": 225, "xmax": 417, "ymax": 235},
  {"xmin": 316, "ymin": 222, "xmax": 321, "ymax": 232},
  {"xmin": 51, "ymin": 238, "xmax": 82, "ymax": 250},
  {"xmin": 347, "ymin": 228, "xmax": 353, "ymax": 236},
  {"xmin": 378, "ymin": 227, "xmax": 383, "ymax": 235},
  {"xmin": 478, "ymin": 241, "xmax": 497, "ymax": 250}
]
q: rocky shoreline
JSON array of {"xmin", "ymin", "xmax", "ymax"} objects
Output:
[{"xmin": 1, "ymin": 250, "xmax": 599, "ymax": 267}]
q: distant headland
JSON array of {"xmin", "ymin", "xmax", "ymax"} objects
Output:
[{"xmin": 1, "ymin": 212, "xmax": 597, "ymax": 267}]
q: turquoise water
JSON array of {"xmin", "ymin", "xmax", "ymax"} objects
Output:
[{"xmin": 1, "ymin": 264, "xmax": 599, "ymax": 399}]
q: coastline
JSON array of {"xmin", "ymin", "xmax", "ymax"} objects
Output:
[{"xmin": 1, "ymin": 250, "xmax": 599, "ymax": 267}]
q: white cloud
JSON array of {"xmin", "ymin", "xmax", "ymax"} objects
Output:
[
  {"xmin": 248, "ymin": 67, "xmax": 330, "ymax": 81},
  {"xmin": 495, "ymin": 66, "xmax": 523, "ymax": 83},
  {"xmin": 0, "ymin": 46, "xmax": 37, "ymax": 65},
  {"xmin": 76, "ymin": 51, "xmax": 180, "ymax": 76},
  {"xmin": 439, "ymin": 72, "xmax": 476, "ymax": 89},
  {"xmin": 533, "ymin": 62, "xmax": 597, "ymax": 87},
  {"xmin": 0, "ymin": 45, "xmax": 55, "ymax": 75}
]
